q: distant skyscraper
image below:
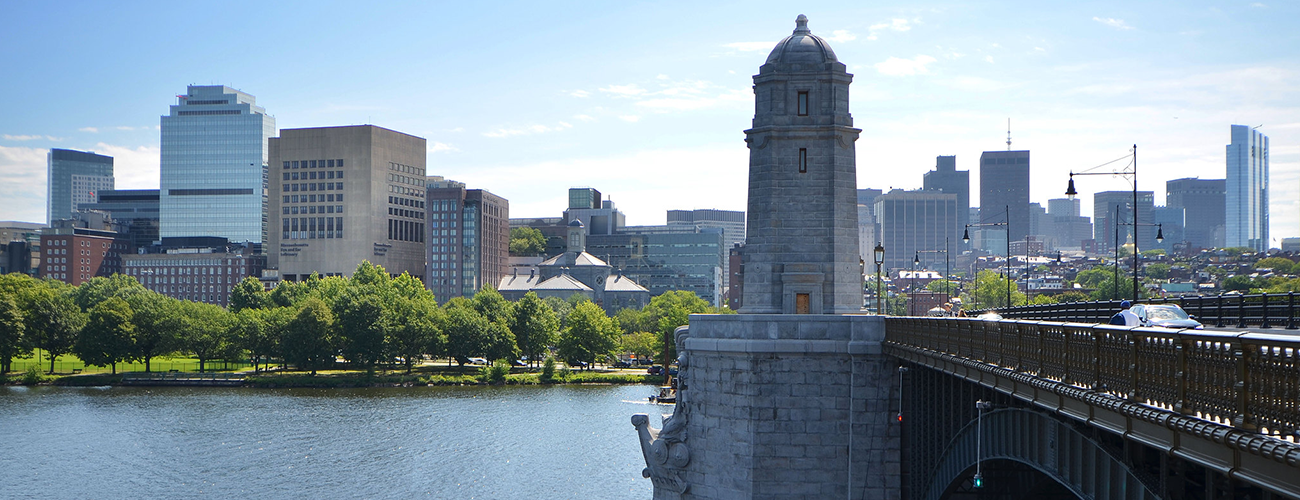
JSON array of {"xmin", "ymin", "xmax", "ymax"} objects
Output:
[
  {"xmin": 666, "ymin": 208, "xmax": 744, "ymax": 291},
  {"xmin": 568, "ymin": 187, "xmax": 602, "ymax": 209},
  {"xmin": 923, "ymin": 155, "xmax": 969, "ymax": 247},
  {"xmin": 1166, "ymin": 178, "xmax": 1225, "ymax": 250},
  {"xmin": 1046, "ymin": 198, "xmax": 1092, "ymax": 250},
  {"xmin": 160, "ymin": 85, "xmax": 275, "ymax": 246},
  {"xmin": 1093, "ymin": 190, "xmax": 1155, "ymax": 254},
  {"xmin": 1225, "ymin": 125, "xmax": 1269, "ymax": 251},
  {"xmin": 979, "ymin": 150, "xmax": 1030, "ymax": 248},
  {"xmin": 874, "ymin": 189, "xmax": 957, "ymax": 271},
  {"xmin": 427, "ymin": 177, "xmax": 510, "ymax": 300},
  {"xmin": 77, "ymin": 189, "xmax": 160, "ymax": 250},
  {"xmin": 47, "ymin": 149, "xmax": 113, "ymax": 224}
]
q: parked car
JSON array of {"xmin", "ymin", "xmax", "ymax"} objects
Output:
[
  {"xmin": 611, "ymin": 361, "xmax": 632, "ymax": 369},
  {"xmin": 1130, "ymin": 304, "xmax": 1203, "ymax": 329},
  {"xmin": 647, "ymin": 366, "xmax": 664, "ymax": 376},
  {"xmin": 511, "ymin": 359, "xmax": 527, "ymax": 367},
  {"xmin": 568, "ymin": 361, "xmax": 589, "ymax": 369},
  {"xmin": 977, "ymin": 312, "xmax": 1004, "ymax": 321},
  {"xmin": 467, "ymin": 357, "xmax": 488, "ymax": 366}
]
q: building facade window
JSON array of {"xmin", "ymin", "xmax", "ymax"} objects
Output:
[
  {"xmin": 799, "ymin": 148, "xmax": 808, "ymax": 173},
  {"xmin": 797, "ymin": 91, "xmax": 808, "ymax": 116}
]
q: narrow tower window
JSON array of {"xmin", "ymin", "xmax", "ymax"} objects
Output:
[
  {"xmin": 799, "ymin": 148, "xmax": 808, "ymax": 173},
  {"xmin": 797, "ymin": 91, "xmax": 809, "ymax": 116}
]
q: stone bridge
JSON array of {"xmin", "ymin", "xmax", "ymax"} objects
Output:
[{"xmin": 632, "ymin": 315, "xmax": 1300, "ymax": 500}]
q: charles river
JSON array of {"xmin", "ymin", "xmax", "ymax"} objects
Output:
[{"xmin": 0, "ymin": 384, "xmax": 660, "ymax": 499}]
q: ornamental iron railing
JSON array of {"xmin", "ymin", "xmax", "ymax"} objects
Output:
[{"xmin": 982, "ymin": 292, "xmax": 1300, "ymax": 329}]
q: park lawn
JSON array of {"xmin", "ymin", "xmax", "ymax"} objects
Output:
[{"xmin": 7, "ymin": 349, "xmax": 250, "ymax": 375}]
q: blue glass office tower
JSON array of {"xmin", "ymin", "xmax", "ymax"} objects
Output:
[
  {"xmin": 47, "ymin": 148, "xmax": 114, "ymax": 224},
  {"xmin": 159, "ymin": 85, "xmax": 275, "ymax": 246},
  {"xmin": 1225, "ymin": 124, "xmax": 1269, "ymax": 251}
]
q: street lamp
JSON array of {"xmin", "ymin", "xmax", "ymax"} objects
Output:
[
  {"xmin": 1117, "ymin": 220, "xmax": 1164, "ymax": 299},
  {"xmin": 873, "ymin": 243, "xmax": 885, "ymax": 315},
  {"xmin": 910, "ymin": 252, "xmax": 920, "ymax": 316},
  {"xmin": 1067, "ymin": 144, "xmax": 1144, "ymax": 300},
  {"xmin": 964, "ymin": 206, "xmax": 1012, "ymax": 309}
]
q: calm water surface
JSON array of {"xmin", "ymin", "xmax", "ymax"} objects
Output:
[{"xmin": 0, "ymin": 384, "xmax": 665, "ymax": 499}]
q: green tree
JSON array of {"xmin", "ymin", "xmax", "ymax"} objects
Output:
[
  {"xmin": 472, "ymin": 284, "xmax": 515, "ymax": 327},
  {"xmin": 283, "ymin": 298, "xmax": 336, "ymax": 374},
  {"xmin": 230, "ymin": 309, "xmax": 269, "ymax": 372},
  {"xmin": 1222, "ymin": 275, "xmax": 1254, "ymax": 292},
  {"xmin": 387, "ymin": 296, "xmax": 443, "ymax": 373},
  {"xmin": 482, "ymin": 319, "xmax": 519, "ymax": 363},
  {"xmin": 557, "ymin": 301, "xmax": 620, "ymax": 370},
  {"xmin": 1073, "ymin": 268, "xmax": 1112, "ymax": 289},
  {"xmin": 509, "ymin": 227, "xmax": 548, "ymax": 256},
  {"xmin": 1053, "ymin": 291, "xmax": 1092, "ymax": 303},
  {"xmin": 351, "ymin": 260, "xmax": 392, "ymax": 288},
  {"xmin": 1144, "ymin": 263, "xmax": 1171, "ymax": 280},
  {"xmin": 1090, "ymin": 274, "xmax": 1139, "ymax": 300},
  {"xmin": 968, "ymin": 270, "xmax": 1025, "ymax": 310},
  {"xmin": 23, "ymin": 289, "xmax": 86, "ymax": 374},
  {"xmin": 72, "ymin": 274, "xmax": 146, "ymax": 311},
  {"xmin": 542, "ymin": 296, "xmax": 574, "ymax": 328},
  {"xmin": 229, "ymin": 277, "xmax": 270, "ymax": 312},
  {"xmin": 335, "ymin": 290, "xmax": 389, "ymax": 369},
  {"xmin": 443, "ymin": 306, "xmax": 488, "ymax": 366},
  {"xmin": 614, "ymin": 307, "xmax": 654, "ymax": 337},
  {"xmin": 643, "ymin": 290, "xmax": 714, "ymax": 365},
  {"xmin": 0, "ymin": 292, "xmax": 27, "ymax": 374},
  {"xmin": 74, "ymin": 297, "xmax": 135, "ymax": 374},
  {"xmin": 175, "ymin": 301, "xmax": 232, "ymax": 373},
  {"xmin": 620, "ymin": 331, "xmax": 661, "ymax": 363},
  {"xmin": 513, "ymin": 292, "xmax": 558, "ymax": 366},
  {"xmin": 269, "ymin": 280, "xmax": 308, "ymax": 307},
  {"xmin": 1256, "ymin": 257, "xmax": 1296, "ymax": 272},
  {"xmin": 125, "ymin": 292, "xmax": 178, "ymax": 372}
]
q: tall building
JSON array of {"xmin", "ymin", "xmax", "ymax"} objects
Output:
[
  {"xmin": 589, "ymin": 229, "xmax": 724, "ymax": 306},
  {"xmin": 564, "ymin": 194, "xmax": 625, "ymax": 235},
  {"xmin": 666, "ymin": 208, "xmax": 744, "ymax": 291},
  {"xmin": 427, "ymin": 177, "xmax": 510, "ymax": 301},
  {"xmin": 568, "ymin": 187, "xmax": 602, "ymax": 210},
  {"xmin": 77, "ymin": 189, "xmax": 160, "ymax": 250},
  {"xmin": 923, "ymin": 155, "xmax": 969, "ymax": 248},
  {"xmin": 740, "ymin": 15, "xmax": 861, "ymax": 314},
  {"xmin": 1225, "ymin": 125, "xmax": 1269, "ymax": 251},
  {"xmin": 160, "ymin": 85, "xmax": 275, "ymax": 246},
  {"xmin": 1045, "ymin": 198, "xmax": 1092, "ymax": 250},
  {"xmin": 1093, "ymin": 190, "xmax": 1155, "ymax": 254},
  {"xmin": 979, "ymin": 150, "xmax": 1030, "ymax": 248},
  {"xmin": 47, "ymin": 149, "xmax": 113, "ymax": 224},
  {"xmin": 268, "ymin": 125, "xmax": 425, "ymax": 282},
  {"xmin": 1152, "ymin": 206, "xmax": 1184, "ymax": 254},
  {"xmin": 0, "ymin": 222, "xmax": 45, "ymax": 275},
  {"xmin": 1166, "ymin": 178, "xmax": 1225, "ymax": 250},
  {"xmin": 874, "ymin": 189, "xmax": 957, "ymax": 272}
]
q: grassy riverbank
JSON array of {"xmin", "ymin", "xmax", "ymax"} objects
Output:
[{"xmin": 5, "ymin": 366, "xmax": 661, "ymax": 388}]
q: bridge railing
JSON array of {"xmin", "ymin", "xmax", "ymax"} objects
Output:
[
  {"xmin": 983, "ymin": 292, "xmax": 1300, "ymax": 329},
  {"xmin": 887, "ymin": 317, "xmax": 1300, "ymax": 440}
]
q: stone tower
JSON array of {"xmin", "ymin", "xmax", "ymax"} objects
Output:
[{"xmin": 740, "ymin": 14, "xmax": 862, "ymax": 315}]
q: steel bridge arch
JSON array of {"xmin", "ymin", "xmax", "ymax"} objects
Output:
[{"xmin": 924, "ymin": 407, "xmax": 1160, "ymax": 500}]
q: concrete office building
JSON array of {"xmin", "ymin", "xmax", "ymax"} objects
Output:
[
  {"xmin": 160, "ymin": 85, "xmax": 276, "ymax": 246},
  {"xmin": 47, "ymin": 149, "xmax": 114, "ymax": 224},
  {"xmin": 269, "ymin": 125, "xmax": 426, "ymax": 282},
  {"xmin": 426, "ymin": 177, "xmax": 510, "ymax": 301},
  {"xmin": 1166, "ymin": 178, "xmax": 1225, "ymax": 250},
  {"xmin": 1225, "ymin": 124, "xmax": 1269, "ymax": 251},
  {"xmin": 857, "ymin": 188, "xmax": 882, "ymax": 265},
  {"xmin": 1152, "ymin": 205, "xmax": 1184, "ymax": 254},
  {"xmin": 979, "ymin": 150, "xmax": 1031, "ymax": 248},
  {"xmin": 564, "ymin": 193, "xmax": 625, "ymax": 236},
  {"xmin": 874, "ymin": 189, "xmax": 958, "ymax": 272},
  {"xmin": 1093, "ymin": 190, "xmax": 1155, "ymax": 254},
  {"xmin": 740, "ymin": 14, "xmax": 862, "ymax": 314},
  {"xmin": 77, "ymin": 189, "xmax": 160, "ymax": 250},
  {"xmin": 923, "ymin": 155, "xmax": 970, "ymax": 248},
  {"xmin": 666, "ymin": 209, "xmax": 745, "ymax": 248},
  {"xmin": 122, "ymin": 238, "xmax": 266, "ymax": 306}
]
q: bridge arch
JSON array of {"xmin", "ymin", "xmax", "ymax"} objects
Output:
[{"xmin": 924, "ymin": 408, "xmax": 1160, "ymax": 500}]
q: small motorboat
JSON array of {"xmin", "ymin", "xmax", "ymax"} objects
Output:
[{"xmin": 648, "ymin": 385, "xmax": 676, "ymax": 404}]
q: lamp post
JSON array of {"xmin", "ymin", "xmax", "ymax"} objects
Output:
[
  {"xmin": 964, "ymin": 206, "xmax": 1012, "ymax": 309},
  {"xmin": 1117, "ymin": 220, "xmax": 1164, "ymax": 299},
  {"xmin": 1067, "ymin": 144, "xmax": 1144, "ymax": 300},
  {"xmin": 873, "ymin": 243, "xmax": 885, "ymax": 315},
  {"xmin": 910, "ymin": 252, "xmax": 920, "ymax": 316}
]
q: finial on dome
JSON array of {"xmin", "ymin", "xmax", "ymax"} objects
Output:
[{"xmin": 794, "ymin": 14, "xmax": 810, "ymax": 34}]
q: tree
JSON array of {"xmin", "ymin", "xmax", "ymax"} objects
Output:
[
  {"xmin": 230, "ymin": 309, "xmax": 268, "ymax": 372},
  {"xmin": 176, "ymin": 302, "xmax": 231, "ymax": 373},
  {"xmin": 1073, "ymin": 268, "xmax": 1112, "ymax": 289},
  {"xmin": 351, "ymin": 260, "xmax": 392, "ymax": 288},
  {"xmin": 1090, "ymin": 274, "xmax": 1139, "ymax": 300},
  {"xmin": 1222, "ymin": 275, "xmax": 1254, "ymax": 292},
  {"xmin": 472, "ymin": 284, "xmax": 515, "ymax": 328},
  {"xmin": 620, "ymin": 331, "xmax": 660, "ymax": 363},
  {"xmin": 643, "ymin": 290, "xmax": 713, "ymax": 366},
  {"xmin": 557, "ymin": 301, "xmax": 620, "ymax": 370},
  {"xmin": 283, "ymin": 298, "xmax": 336, "ymax": 374},
  {"xmin": 74, "ymin": 297, "xmax": 135, "ymax": 374},
  {"xmin": 1144, "ymin": 263, "xmax": 1171, "ymax": 281},
  {"xmin": 0, "ymin": 292, "xmax": 26, "ymax": 374},
  {"xmin": 967, "ymin": 270, "xmax": 1025, "ymax": 310},
  {"xmin": 71, "ymin": 274, "xmax": 146, "ymax": 312},
  {"xmin": 23, "ymin": 289, "xmax": 86, "ymax": 374},
  {"xmin": 335, "ymin": 290, "xmax": 389, "ymax": 369},
  {"xmin": 269, "ymin": 280, "xmax": 309, "ymax": 308},
  {"xmin": 509, "ymin": 227, "xmax": 548, "ymax": 256},
  {"xmin": 1053, "ymin": 291, "xmax": 1092, "ymax": 303},
  {"xmin": 512, "ymin": 292, "xmax": 559, "ymax": 366},
  {"xmin": 443, "ymin": 306, "xmax": 488, "ymax": 366},
  {"xmin": 482, "ymin": 320, "xmax": 519, "ymax": 363},
  {"xmin": 229, "ymin": 277, "xmax": 270, "ymax": 312},
  {"xmin": 387, "ymin": 297, "xmax": 443, "ymax": 373},
  {"xmin": 1256, "ymin": 257, "xmax": 1296, "ymax": 272},
  {"xmin": 541, "ymin": 296, "xmax": 574, "ymax": 329},
  {"xmin": 125, "ymin": 292, "xmax": 178, "ymax": 372}
]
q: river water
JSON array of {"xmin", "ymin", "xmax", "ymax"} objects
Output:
[{"xmin": 0, "ymin": 384, "xmax": 663, "ymax": 499}]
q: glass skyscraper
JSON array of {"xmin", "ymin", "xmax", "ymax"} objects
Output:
[
  {"xmin": 159, "ymin": 85, "xmax": 275, "ymax": 246},
  {"xmin": 1226, "ymin": 124, "xmax": 1269, "ymax": 251},
  {"xmin": 47, "ymin": 148, "xmax": 114, "ymax": 224}
]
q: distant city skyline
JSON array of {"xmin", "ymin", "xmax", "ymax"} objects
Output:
[{"xmin": 1, "ymin": 2, "xmax": 1297, "ymax": 244}]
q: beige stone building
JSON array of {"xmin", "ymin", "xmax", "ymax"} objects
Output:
[{"xmin": 268, "ymin": 125, "xmax": 426, "ymax": 281}]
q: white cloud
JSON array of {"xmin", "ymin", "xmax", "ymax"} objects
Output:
[
  {"xmin": 656, "ymin": 74, "xmax": 669, "ymax": 80},
  {"xmin": 1251, "ymin": 2, "xmax": 1266, "ymax": 7},
  {"xmin": 447, "ymin": 127, "xmax": 465, "ymax": 132},
  {"xmin": 91, "ymin": 142, "xmax": 159, "ymax": 190},
  {"xmin": 866, "ymin": 18, "xmax": 911, "ymax": 40},
  {"xmin": 1034, "ymin": 47, "xmax": 1047, "ymax": 53},
  {"xmin": 826, "ymin": 30, "xmax": 857, "ymax": 43},
  {"xmin": 985, "ymin": 55, "xmax": 995, "ymax": 63},
  {"xmin": 3, "ymin": 134, "xmax": 61, "ymax": 141},
  {"xmin": 599, "ymin": 84, "xmax": 648, "ymax": 97},
  {"xmin": 1093, "ymin": 17, "xmax": 1134, "ymax": 30},
  {"xmin": 874, "ymin": 55, "xmax": 937, "ymax": 76},
  {"xmin": 722, "ymin": 41, "xmax": 773, "ymax": 52},
  {"xmin": 115, "ymin": 126, "xmax": 137, "ymax": 131},
  {"xmin": 0, "ymin": 145, "xmax": 48, "ymax": 222},
  {"xmin": 573, "ymin": 114, "xmax": 597, "ymax": 122},
  {"xmin": 79, "ymin": 127, "xmax": 98, "ymax": 133},
  {"xmin": 482, "ymin": 122, "xmax": 573, "ymax": 138},
  {"xmin": 568, "ymin": 90, "xmax": 590, "ymax": 98},
  {"xmin": 429, "ymin": 142, "xmax": 459, "ymax": 153},
  {"xmin": 619, "ymin": 115, "xmax": 640, "ymax": 123}
]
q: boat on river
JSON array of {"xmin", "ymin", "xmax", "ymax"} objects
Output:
[{"xmin": 648, "ymin": 385, "xmax": 676, "ymax": 404}]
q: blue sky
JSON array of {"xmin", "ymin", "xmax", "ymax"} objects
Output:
[{"xmin": 2, "ymin": 1, "xmax": 1297, "ymax": 243}]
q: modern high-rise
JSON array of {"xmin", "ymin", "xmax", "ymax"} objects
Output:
[
  {"xmin": 77, "ymin": 189, "xmax": 160, "ymax": 250},
  {"xmin": 1226, "ymin": 125, "xmax": 1269, "ymax": 251},
  {"xmin": 160, "ymin": 85, "xmax": 275, "ymax": 246},
  {"xmin": 1093, "ymin": 190, "xmax": 1155, "ymax": 254},
  {"xmin": 564, "ymin": 193, "xmax": 625, "ymax": 236},
  {"xmin": 1166, "ymin": 178, "xmax": 1225, "ymax": 250},
  {"xmin": 427, "ymin": 177, "xmax": 510, "ymax": 301},
  {"xmin": 874, "ymin": 189, "xmax": 957, "ymax": 272},
  {"xmin": 979, "ymin": 150, "xmax": 1030, "ymax": 247},
  {"xmin": 923, "ymin": 155, "xmax": 969, "ymax": 247},
  {"xmin": 1046, "ymin": 198, "xmax": 1092, "ymax": 250},
  {"xmin": 666, "ymin": 208, "xmax": 744, "ymax": 291},
  {"xmin": 268, "ymin": 125, "xmax": 426, "ymax": 282},
  {"xmin": 47, "ymin": 149, "xmax": 113, "ymax": 224}
]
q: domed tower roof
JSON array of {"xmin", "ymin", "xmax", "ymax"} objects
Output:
[
  {"xmin": 765, "ymin": 14, "xmax": 838, "ymax": 65},
  {"xmin": 567, "ymin": 219, "xmax": 585, "ymax": 227}
]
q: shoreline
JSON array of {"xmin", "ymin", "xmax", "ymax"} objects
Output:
[{"xmin": 3, "ymin": 370, "xmax": 664, "ymax": 389}]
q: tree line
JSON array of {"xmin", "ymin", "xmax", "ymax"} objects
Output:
[{"xmin": 0, "ymin": 261, "xmax": 731, "ymax": 376}]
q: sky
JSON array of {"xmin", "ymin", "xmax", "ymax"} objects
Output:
[{"xmin": 1, "ymin": 1, "xmax": 1297, "ymax": 244}]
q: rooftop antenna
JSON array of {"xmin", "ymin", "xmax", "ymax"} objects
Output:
[{"xmin": 1006, "ymin": 118, "xmax": 1012, "ymax": 151}]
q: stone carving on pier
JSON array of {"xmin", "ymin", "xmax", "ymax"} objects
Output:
[{"xmin": 631, "ymin": 325, "xmax": 691, "ymax": 497}]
